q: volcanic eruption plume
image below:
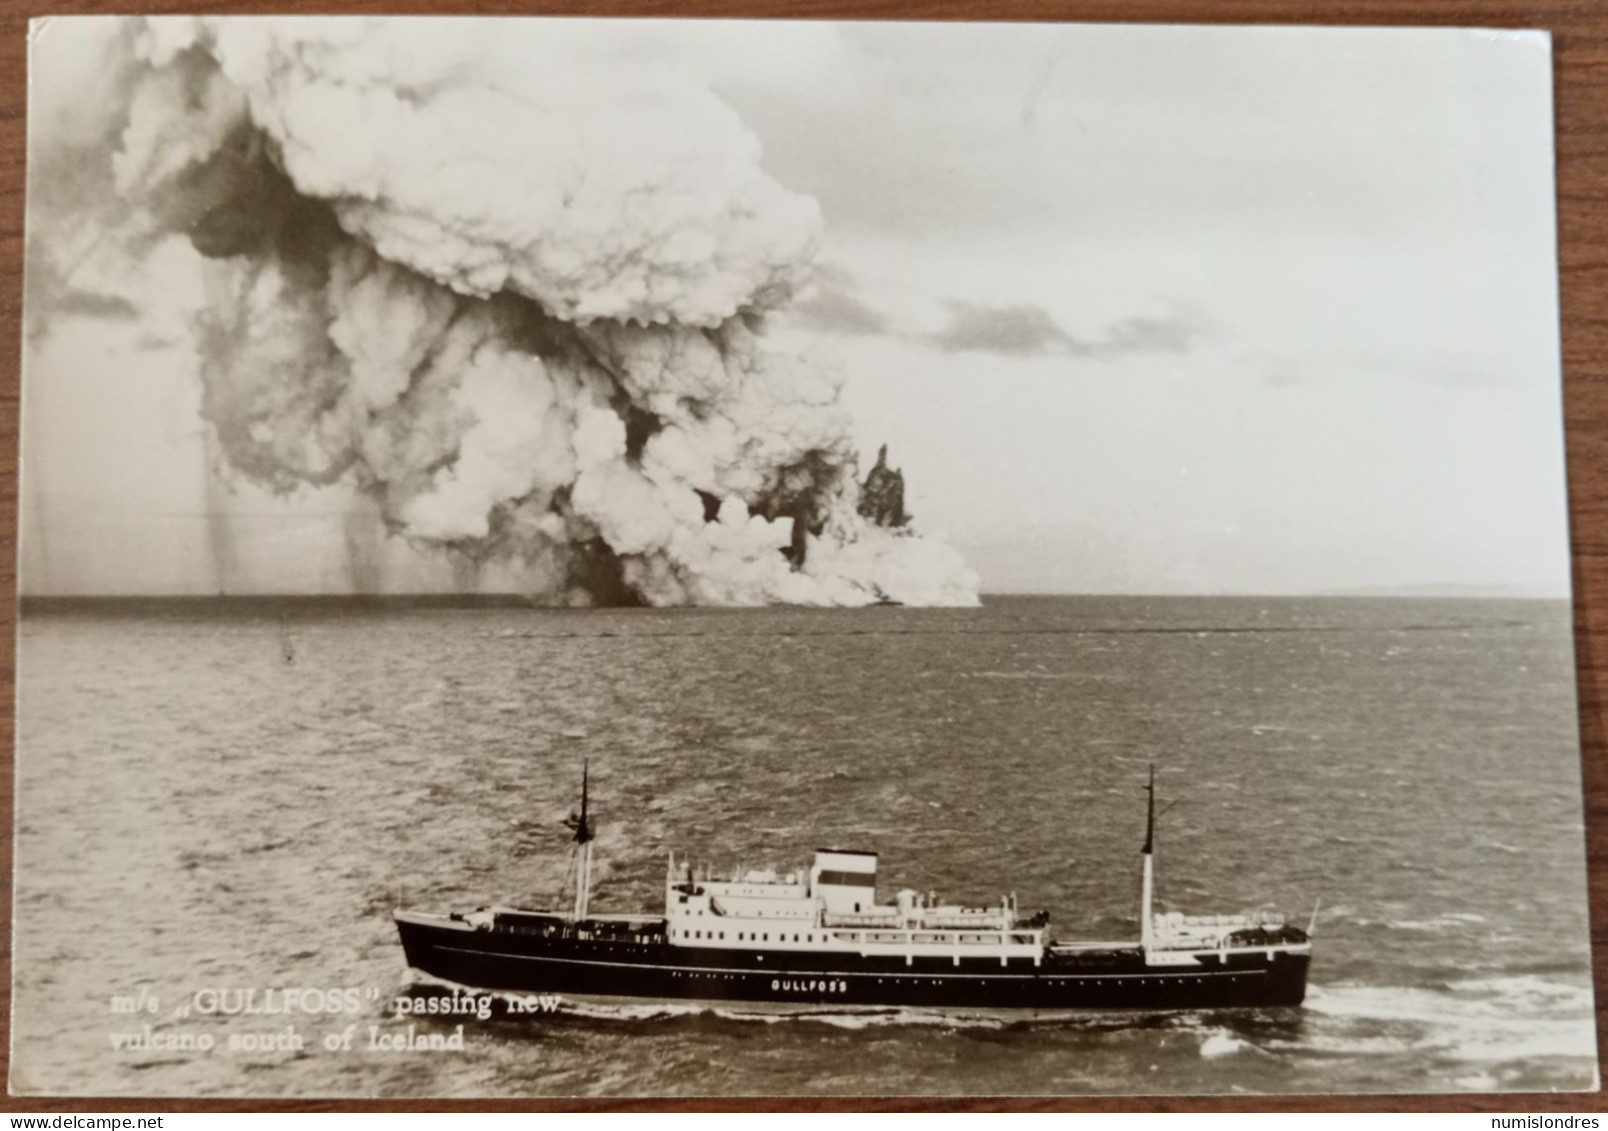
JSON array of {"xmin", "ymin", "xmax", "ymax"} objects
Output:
[{"xmin": 62, "ymin": 17, "xmax": 980, "ymax": 605}]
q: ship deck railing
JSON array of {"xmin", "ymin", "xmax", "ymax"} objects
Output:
[
  {"xmin": 491, "ymin": 906, "xmax": 662, "ymax": 924},
  {"xmin": 821, "ymin": 914, "xmax": 1016, "ymax": 930},
  {"xmin": 488, "ymin": 909, "xmax": 667, "ymax": 942},
  {"xmin": 1156, "ymin": 912, "xmax": 1286, "ymax": 929},
  {"xmin": 1047, "ymin": 939, "xmax": 1142, "ymax": 953},
  {"xmin": 827, "ymin": 927, "xmax": 1044, "ymax": 949}
]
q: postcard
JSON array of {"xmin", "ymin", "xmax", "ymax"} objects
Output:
[{"xmin": 12, "ymin": 15, "xmax": 1593, "ymax": 1097}]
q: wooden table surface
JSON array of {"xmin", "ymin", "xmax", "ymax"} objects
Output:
[{"xmin": 0, "ymin": 0, "xmax": 1603, "ymax": 1113}]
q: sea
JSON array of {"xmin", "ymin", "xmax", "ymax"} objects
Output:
[{"xmin": 10, "ymin": 595, "xmax": 1598, "ymax": 1097}]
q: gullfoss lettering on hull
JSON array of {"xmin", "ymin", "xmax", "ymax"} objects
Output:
[{"xmin": 393, "ymin": 766, "xmax": 1313, "ymax": 1013}]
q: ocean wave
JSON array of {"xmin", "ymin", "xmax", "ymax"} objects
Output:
[
  {"xmin": 964, "ymin": 670, "xmax": 1076, "ymax": 681},
  {"xmin": 559, "ymin": 998, "xmax": 1013, "ymax": 1031},
  {"xmin": 1198, "ymin": 1029, "xmax": 1267, "ymax": 1059},
  {"xmin": 1445, "ymin": 1026, "xmax": 1599, "ymax": 1064},
  {"xmin": 1308, "ymin": 977, "xmax": 1590, "ymax": 1022},
  {"xmin": 1301, "ymin": 979, "xmax": 1595, "ymax": 1065},
  {"xmin": 1347, "ymin": 911, "xmax": 1492, "ymax": 934},
  {"xmin": 469, "ymin": 990, "xmax": 1293, "ymax": 1037}
]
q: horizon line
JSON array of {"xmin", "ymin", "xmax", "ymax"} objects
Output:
[{"xmin": 14, "ymin": 589, "xmax": 1572, "ymax": 605}]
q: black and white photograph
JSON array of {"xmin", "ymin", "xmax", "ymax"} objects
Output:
[{"xmin": 12, "ymin": 14, "xmax": 1595, "ymax": 1097}]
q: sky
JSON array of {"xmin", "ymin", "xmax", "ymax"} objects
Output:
[{"xmin": 19, "ymin": 19, "xmax": 1571, "ymax": 597}]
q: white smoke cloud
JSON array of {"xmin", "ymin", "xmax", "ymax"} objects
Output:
[
  {"xmin": 126, "ymin": 16, "xmax": 820, "ymax": 326},
  {"xmin": 51, "ymin": 15, "xmax": 982, "ymax": 606}
]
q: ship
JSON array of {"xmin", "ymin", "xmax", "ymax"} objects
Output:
[{"xmin": 393, "ymin": 765, "xmax": 1313, "ymax": 1013}]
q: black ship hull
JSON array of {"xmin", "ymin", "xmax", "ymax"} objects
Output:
[{"xmin": 396, "ymin": 913, "xmax": 1309, "ymax": 1012}]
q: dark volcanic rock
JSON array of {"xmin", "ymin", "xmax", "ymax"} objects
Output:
[{"xmin": 858, "ymin": 444, "xmax": 910, "ymax": 529}]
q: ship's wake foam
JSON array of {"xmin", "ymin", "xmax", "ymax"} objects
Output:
[
  {"xmin": 34, "ymin": 17, "xmax": 980, "ymax": 606},
  {"xmin": 560, "ymin": 1000, "xmax": 1039, "ymax": 1031},
  {"xmin": 1299, "ymin": 978, "xmax": 1595, "ymax": 1064},
  {"xmin": 399, "ymin": 973, "xmax": 1303, "ymax": 1035},
  {"xmin": 403, "ymin": 969, "xmax": 1596, "ymax": 1071}
]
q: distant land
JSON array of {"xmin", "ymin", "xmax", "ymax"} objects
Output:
[{"xmin": 1312, "ymin": 583, "xmax": 1569, "ymax": 600}]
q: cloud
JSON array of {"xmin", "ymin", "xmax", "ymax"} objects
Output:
[
  {"xmin": 1253, "ymin": 345, "xmax": 1519, "ymax": 391},
  {"xmin": 927, "ymin": 301, "xmax": 1073, "ymax": 357},
  {"xmin": 63, "ymin": 16, "xmax": 980, "ymax": 609},
  {"xmin": 789, "ymin": 272, "xmax": 1211, "ymax": 364},
  {"xmin": 135, "ymin": 329, "xmax": 182, "ymax": 351},
  {"xmin": 48, "ymin": 288, "xmax": 141, "ymax": 323},
  {"xmin": 23, "ymin": 238, "xmax": 139, "ymax": 341},
  {"xmin": 1088, "ymin": 313, "xmax": 1202, "ymax": 357},
  {"xmin": 926, "ymin": 300, "xmax": 1207, "ymax": 360},
  {"xmin": 794, "ymin": 265, "xmax": 891, "ymax": 337}
]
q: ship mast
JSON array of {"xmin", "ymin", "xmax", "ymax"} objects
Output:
[
  {"xmin": 1140, "ymin": 764, "xmax": 1156, "ymax": 952},
  {"xmin": 563, "ymin": 761, "xmax": 596, "ymax": 923}
]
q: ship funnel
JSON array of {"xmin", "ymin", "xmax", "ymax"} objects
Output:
[{"xmin": 811, "ymin": 850, "xmax": 877, "ymax": 916}]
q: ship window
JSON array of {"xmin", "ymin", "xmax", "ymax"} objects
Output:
[{"xmin": 738, "ymin": 933, "xmax": 745, "ymax": 940}]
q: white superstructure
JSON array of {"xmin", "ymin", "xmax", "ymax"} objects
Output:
[{"xmin": 662, "ymin": 849, "xmax": 1046, "ymax": 963}]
